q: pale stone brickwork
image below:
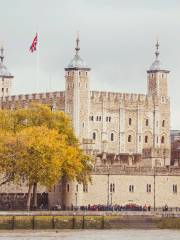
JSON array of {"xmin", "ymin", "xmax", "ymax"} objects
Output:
[
  {"xmin": 0, "ymin": 40, "xmax": 170, "ymax": 166},
  {"xmin": 0, "ymin": 38, "xmax": 177, "ymax": 208},
  {"xmin": 49, "ymin": 167, "xmax": 180, "ymax": 208}
]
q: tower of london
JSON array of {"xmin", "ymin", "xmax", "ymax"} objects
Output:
[
  {"xmin": 1, "ymin": 37, "xmax": 179, "ymax": 209},
  {"xmin": 0, "ymin": 37, "xmax": 171, "ymax": 167}
]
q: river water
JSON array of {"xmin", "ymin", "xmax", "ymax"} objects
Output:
[{"xmin": 0, "ymin": 230, "xmax": 180, "ymax": 240}]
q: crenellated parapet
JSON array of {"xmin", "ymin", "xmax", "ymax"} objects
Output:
[
  {"xmin": 1, "ymin": 91, "xmax": 65, "ymax": 102},
  {"xmin": 93, "ymin": 165, "xmax": 180, "ymax": 176},
  {"xmin": 90, "ymin": 91, "xmax": 155, "ymax": 105},
  {"xmin": 0, "ymin": 91, "xmax": 65, "ymax": 111}
]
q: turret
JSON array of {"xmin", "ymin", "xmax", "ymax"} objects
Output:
[
  {"xmin": 147, "ymin": 41, "xmax": 170, "ymax": 97},
  {"xmin": 0, "ymin": 46, "xmax": 13, "ymax": 97},
  {"xmin": 147, "ymin": 41, "xmax": 171, "ymax": 166},
  {"xmin": 64, "ymin": 35, "xmax": 91, "ymax": 140}
]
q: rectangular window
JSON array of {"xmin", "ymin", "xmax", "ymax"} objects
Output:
[
  {"xmin": 146, "ymin": 184, "xmax": 151, "ymax": 193},
  {"xmin": 129, "ymin": 185, "xmax": 134, "ymax": 193},
  {"xmin": 83, "ymin": 184, "xmax": 88, "ymax": 192},
  {"xmin": 173, "ymin": 184, "xmax": 177, "ymax": 194}
]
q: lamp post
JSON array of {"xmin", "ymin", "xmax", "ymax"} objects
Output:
[
  {"xmin": 153, "ymin": 167, "xmax": 156, "ymax": 211},
  {"xmin": 107, "ymin": 166, "xmax": 110, "ymax": 206},
  {"xmin": 163, "ymin": 149, "xmax": 166, "ymax": 167},
  {"xmin": 75, "ymin": 192, "xmax": 77, "ymax": 210},
  {"xmin": 110, "ymin": 192, "xmax": 113, "ymax": 205}
]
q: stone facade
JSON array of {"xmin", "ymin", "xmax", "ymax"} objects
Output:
[
  {"xmin": 0, "ymin": 37, "xmax": 177, "ymax": 209},
  {"xmin": 52, "ymin": 166, "xmax": 180, "ymax": 208},
  {"xmin": 0, "ymin": 39, "xmax": 171, "ymax": 166}
]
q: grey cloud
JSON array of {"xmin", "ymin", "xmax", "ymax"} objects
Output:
[{"xmin": 0, "ymin": 0, "xmax": 179, "ymax": 129}]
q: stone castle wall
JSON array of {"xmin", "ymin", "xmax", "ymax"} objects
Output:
[
  {"xmin": 49, "ymin": 166, "xmax": 180, "ymax": 208},
  {"xmin": 0, "ymin": 91, "xmax": 65, "ymax": 111},
  {"xmin": 89, "ymin": 91, "xmax": 170, "ymax": 165}
]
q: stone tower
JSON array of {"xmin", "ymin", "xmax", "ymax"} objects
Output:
[
  {"xmin": 0, "ymin": 46, "xmax": 13, "ymax": 97},
  {"xmin": 147, "ymin": 41, "xmax": 170, "ymax": 97},
  {"xmin": 64, "ymin": 35, "xmax": 91, "ymax": 141},
  {"xmin": 147, "ymin": 41, "xmax": 171, "ymax": 165}
]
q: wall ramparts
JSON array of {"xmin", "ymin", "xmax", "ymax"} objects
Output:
[
  {"xmin": 0, "ymin": 91, "xmax": 65, "ymax": 103},
  {"xmin": 90, "ymin": 91, "xmax": 154, "ymax": 104},
  {"xmin": 93, "ymin": 166, "xmax": 180, "ymax": 176}
]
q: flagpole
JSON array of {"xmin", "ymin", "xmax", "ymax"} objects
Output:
[{"xmin": 36, "ymin": 32, "xmax": 39, "ymax": 93}]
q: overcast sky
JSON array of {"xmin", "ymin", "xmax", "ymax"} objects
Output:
[{"xmin": 0, "ymin": 0, "xmax": 180, "ymax": 129}]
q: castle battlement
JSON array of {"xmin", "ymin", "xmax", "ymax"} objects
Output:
[
  {"xmin": 93, "ymin": 166, "xmax": 180, "ymax": 176},
  {"xmin": 90, "ymin": 91, "xmax": 154, "ymax": 103},
  {"xmin": 0, "ymin": 91, "xmax": 65, "ymax": 103}
]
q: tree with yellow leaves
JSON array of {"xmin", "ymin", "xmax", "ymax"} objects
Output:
[{"xmin": 0, "ymin": 104, "xmax": 93, "ymax": 210}]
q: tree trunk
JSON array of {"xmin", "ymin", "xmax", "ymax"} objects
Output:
[
  {"xmin": 32, "ymin": 182, "xmax": 38, "ymax": 210},
  {"xmin": 26, "ymin": 184, "xmax": 33, "ymax": 210}
]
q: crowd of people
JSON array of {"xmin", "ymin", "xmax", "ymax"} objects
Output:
[{"xmin": 63, "ymin": 203, "xmax": 152, "ymax": 211}]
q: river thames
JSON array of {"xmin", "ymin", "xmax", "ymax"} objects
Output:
[{"xmin": 0, "ymin": 230, "xmax": 180, "ymax": 240}]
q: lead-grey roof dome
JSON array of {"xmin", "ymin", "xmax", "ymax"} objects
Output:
[
  {"xmin": 0, "ymin": 62, "xmax": 13, "ymax": 77},
  {"xmin": 65, "ymin": 35, "xmax": 90, "ymax": 70},
  {"xmin": 148, "ymin": 41, "xmax": 169, "ymax": 72},
  {"xmin": 67, "ymin": 54, "xmax": 89, "ymax": 69},
  {"xmin": 149, "ymin": 59, "xmax": 163, "ymax": 71}
]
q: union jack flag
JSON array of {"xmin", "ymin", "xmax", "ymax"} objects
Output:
[{"xmin": 29, "ymin": 33, "xmax": 38, "ymax": 52}]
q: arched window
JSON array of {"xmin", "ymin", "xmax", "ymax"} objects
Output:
[
  {"xmin": 162, "ymin": 120, "xmax": 165, "ymax": 127},
  {"xmin": 129, "ymin": 118, "xmax": 132, "ymax": 126},
  {"xmin": 161, "ymin": 136, "xmax": 165, "ymax": 144},
  {"xmin": 67, "ymin": 184, "xmax": 70, "ymax": 192},
  {"xmin": 92, "ymin": 132, "xmax": 96, "ymax": 140},
  {"xmin": 110, "ymin": 133, "xmax": 114, "ymax": 141},
  {"xmin": 145, "ymin": 135, "xmax": 148, "ymax": 143},
  {"xmin": 128, "ymin": 135, "xmax": 132, "ymax": 142},
  {"xmin": 145, "ymin": 119, "xmax": 149, "ymax": 126}
]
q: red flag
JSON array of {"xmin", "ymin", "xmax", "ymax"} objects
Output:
[{"xmin": 29, "ymin": 33, "xmax": 38, "ymax": 53}]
